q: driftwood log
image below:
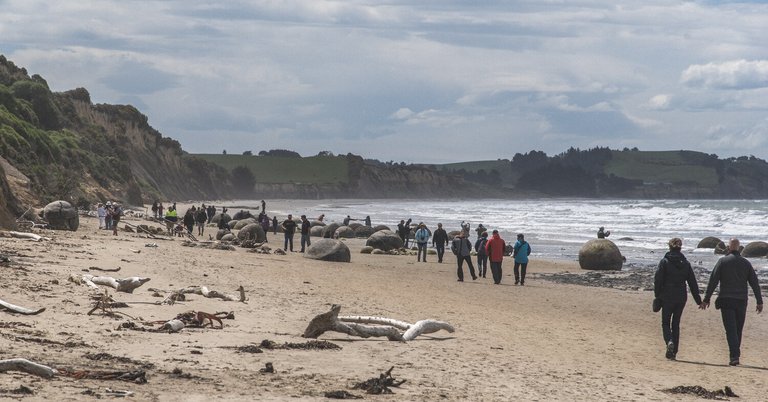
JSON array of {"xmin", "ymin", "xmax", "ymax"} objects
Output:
[
  {"xmin": 71, "ymin": 274, "xmax": 151, "ymax": 293},
  {"xmin": 303, "ymin": 305, "xmax": 454, "ymax": 341},
  {"xmin": 0, "ymin": 231, "xmax": 50, "ymax": 242},
  {"xmin": 0, "ymin": 358, "xmax": 57, "ymax": 378},
  {"xmin": 162, "ymin": 286, "xmax": 246, "ymax": 304},
  {"xmin": 0, "ymin": 298, "xmax": 46, "ymax": 315}
]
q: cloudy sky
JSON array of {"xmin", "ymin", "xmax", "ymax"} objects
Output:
[{"xmin": 1, "ymin": 1, "xmax": 767, "ymax": 163}]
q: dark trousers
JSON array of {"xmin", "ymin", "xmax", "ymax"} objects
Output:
[
  {"xmin": 477, "ymin": 255, "xmax": 488, "ymax": 277},
  {"xmin": 435, "ymin": 244, "xmax": 445, "ymax": 262},
  {"xmin": 514, "ymin": 262, "xmax": 528, "ymax": 284},
  {"xmin": 661, "ymin": 300, "xmax": 686, "ymax": 354},
  {"xmin": 417, "ymin": 243, "xmax": 427, "ymax": 262},
  {"xmin": 456, "ymin": 255, "xmax": 476, "ymax": 281},
  {"xmin": 284, "ymin": 233, "xmax": 294, "ymax": 251},
  {"xmin": 490, "ymin": 261, "xmax": 503, "ymax": 284},
  {"xmin": 719, "ymin": 298, "xmax": 748, "ymax": 359},
  {"xmin": 300, "ymin": 234, "xmax": 311, "ymax": 252}
]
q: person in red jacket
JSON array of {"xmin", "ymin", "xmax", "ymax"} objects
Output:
[{"xmin": 485, "ymin": 230, "xmax": 506, "ymax": 284}]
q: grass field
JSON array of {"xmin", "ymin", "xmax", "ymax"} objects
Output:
[
  {"xmin": 437, "ymin": 159, "xmax": 516, "ymax": 186},
  {"xmin": 604, "ymin": 151, "xmax": 719, "ymax": 186},
  {"xmin": 193, "ymin": 154, "xmax": 349, "ymax": 184}
]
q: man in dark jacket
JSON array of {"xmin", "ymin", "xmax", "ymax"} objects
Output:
[
  {"xmin": 451, "ymin": 232, "xmax": 477, "ymax": 282},
  {"xmin": 701, "ymin": 238, "xmax": 763, "ymax": 366},
  {"xmin": 653, "ymin": 238, "xmax": 702, "ymax": 360},
  {"xmin": 432, "ymin": 223, "xmax": 449, "ymax": 263},
  {"xmin": 299, "ymin": 215, "xmax": 311, "ymax": 253},
  {"xmin": 281, "ymin": 214, "xmax": 297, "ymax": 252}
]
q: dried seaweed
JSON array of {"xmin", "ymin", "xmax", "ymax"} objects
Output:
[
  {"xmin": 663, "ymin": 385, "xmax": 738, "ymax": 400},
  {"xmin": 353, "ymin": 366, "xmax": 406, "ymax": 395}
]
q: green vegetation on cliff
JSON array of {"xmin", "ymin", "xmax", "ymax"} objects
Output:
[{"xmin": 195, "ymin": 154, "xmax": 349, "ymax": 184}]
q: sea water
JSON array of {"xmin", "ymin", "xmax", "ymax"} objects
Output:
[{"xmin": 231, "ymin": 199, "xmax": 768, "ymax": 272}]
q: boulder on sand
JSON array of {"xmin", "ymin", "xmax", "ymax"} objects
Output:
[
  {"xmin": 354, "ymin": 225, "xmax": 376, "ymax": 238},
  {"xmin": 322, "ymin": 222, "xmax": 342, "ymax": 238},
  {"xmin": 578, "ymin": 239, "xmax": 623, "ymax": 270},
  {"xmin": 234, "ymin": 218, "xmax": 257, "ymax": 230},
  {"xmin": 310, "ymin": 226, "xmax": 325, "ymax": 237},
  {"xmin": 742, "ymin": 241, "xmax": 768, "ymax": 258},
  {"xmin": 334, "ymin": 226, "xmax": 356, "ymax": 239},
  {"xmin": 43, "ymin": 200, "xmax": 79, "ymax": 231},
  {"xmin": 448, "ymin": 230, "xmax": 461, "ymax": 241},
  {"xmin": 372, "ymin": 224, "xmax": 390, "ymax": 232},
  {"xmin": 215, "ymin": 229, "xmax": 230, "ymax": 240},
  {"xmin": 310, "ymin": 220, "xmax": 326, "ymax": 228},
  {"xmin": 360, "ymin": 246, "xmax": 374, "ymax": 254},
  {"xmin": 228, "ymin": 219, "xmax": 239, "ymax": 229},
  {"xmin": 365, "ymin": 230, "xmax": 404, "ymax": 252},
  {"xmin": 697, "ymin": 236, "xmax": 722, "ymax": 249},
  {"xmin": 304, "ymin": 239, "xmax": 351, "ymax": 262},
  {"xmin": 237, "ymin": 223, "xmax": 266, "ymax": 243},
  {"xmin": 221, "ymin": 233, "xmax": 235, "ymax": 242},
  {"xmin": 348, "ymin": 222, "xmax": 363, "ymax": 230},
  {"xmin": 211, "ymin": 213, "xmax": 232, "ymax": 225},
  {"xmin": 232, "ymin": 210, "xmax": 253, "ymax": 220}
]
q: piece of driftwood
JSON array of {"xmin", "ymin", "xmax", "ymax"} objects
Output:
[
  {"xmin": 162, "ymin": 286, "xmax": 246, "ymax": 304},
  {"xmin": 1, "ymin": 231, "xmax": 49, "ymax": 242},
  {"xmin": 303, "ymin": 305, "xmax": 455, "ymax": 341},
  {"xmin": 72, "ymin": 274, "xmax": 150, "ymax": 293},
  {"xmin": 0, "ymin": 358, "xmax": 57, "ymax": 378},
  {"xmin": 0, "ymin": 298, "xmax": 46, "ymax": 315}
]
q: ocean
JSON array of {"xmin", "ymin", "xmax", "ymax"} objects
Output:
[{"xmin": 227, "ymin": 199, "xmax": 768, "ymax": 272}]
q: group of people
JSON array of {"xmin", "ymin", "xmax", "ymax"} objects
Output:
[
  {"xmin": 96, "ymin": 201, "xmax": 123, "ymax": 236},
  {"xmin": 654, "ymin": 237, "xmax": 763, "ymax": 366}
]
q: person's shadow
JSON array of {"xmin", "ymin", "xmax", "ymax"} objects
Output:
[{"xmin": 676, "ymin": 359, "xmax": 768, "ymax": 371}]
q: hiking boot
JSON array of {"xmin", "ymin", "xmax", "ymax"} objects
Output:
[
  {"xmin": 665, "ymin": 341, "xmax": 675, "ymax": 360},
  {"xmin": 729, "ymin": 358, "xmax": 740, "ymax": 366}
]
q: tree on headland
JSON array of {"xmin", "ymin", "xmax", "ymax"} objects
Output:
[
  {"xmin": 222, "ymin": 149, "xmax": 227, "ymax": 155},
  {"xmin": 243, "ymin": 150, "xmax": 252, "ymax": 156},
  {"xmin": 258, "ymin": 149, "xmax": 301, "ymax": 157}
]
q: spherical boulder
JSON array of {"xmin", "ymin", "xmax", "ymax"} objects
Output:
[
  {"xmin": 237, "ymin": 223, "xmax": 266, "ymax": 243},
  {"xmin": 211, "ymin": 213, "xmax": 232, "ymax": 225},
  {"xmin": 228, "ymin": 219, "xmax": 239, "ymax": 229},
  {"xmin": 234, "ymin": 218, "xmax": 257, "ymax": 230},
  {"xmin": 360, "ymin": 246, "xmax": 374, "ymax": 254},
  {"xmin": 448, "ymin": 230, "xmax": 461, "ymax": 241},
  {"xmin": 742, "ymin": 241, "xmax": 768, "ymax": 258},
  {"xmin": 322, "ymin": 222, "xmax": 342, "ymax": 238},
  {"xmin": 304, "ymin": 239, "xmax": 351, "ymax": 262},
  {"xmin": 310, "ymin": 225, "xmax": 325, "ymax": 237},
  {"xmin": 372, "ymin": 248, "xmax": 385, "ymax": 255},
  {"xmin": 232, "ymin": 210, "xmax": 253, "ymax": 220},
  {"xmin": 372, "ymin": 224, "xmax": 390, "ymax": 232},
  {"xmin": 365, "ymin": 230, "xmax": 404, "ymax": 251},
  {"xmin": 578, "ymin": 239, "xmax": 623, "ymax": 270},
  {"xmin": 697, "ymin": 236, "xmax": 722, "ymax": 249},
  {"xmin": 215, "ymin": 229, "xmax": 230, "ymax": 240},
  {"xmin": 43, "ymin": 200, "xmax": 79, "ymax": 231},
  {"xmin": 221, "ymin": 233, "xmax": 235, "ymax": 242},
  {"xmin": 348, "ymin": 222, "xmax": 363, "ymax": 230},
  {"xmin": 354, "ymin": 225, "xmax": 376, "ymax": 238},
  {"xmin": 310, "ymin": 220, "xmax": 326, "ymax": 228},
  {"xmin": 334, "ymin": 226, "xmax": 356, "ymax": 239}
]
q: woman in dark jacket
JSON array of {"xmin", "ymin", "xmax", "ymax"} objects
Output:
[{"xmin": 653, "ymin": 237, "xmax": 703, "ymax": 360}]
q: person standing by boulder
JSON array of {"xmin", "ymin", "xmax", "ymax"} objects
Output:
[
  {"xmin": 475, "ymin": 232, "xmax": 489, "ymax": 278},
  {"xmin": 451, "ymin": 232, "xmax": 477, "ymax": 282},
  {"xmin": 513, "ymin": 233, "xmax": 531, "ymax": 285},
  {"xmin": 364, "ymin": 215, "xmax": 371, "ymax": 227},
  {"xmin": 653, "ymin": 237, "xmax": 702, "ymax": 360},
  {"xmin": 151, "ymin": 201, "xmax": 159, "ymax": 219},
  {"xmin": 281, "ymin": 214, "xmax": 297, "ymax": 252},
  {"xmin": 97, "ymin": 203, "xmax": 106, "ymax": 229},
  {"xmin": 700, "ymin": 238, "xmax": 763, "ymax": 366},
  {"xmin": 432, "ymin": 223, "xmax": 449, "ymax": 263},
  {"xmin": 485, "ymin": 230, "xmax": 506, "ymax": 284},
  {"xmin": 300, "ymin": 215, "xmax": 311, "ymax": 252},
  {"xmin": 183, "ymin": 208, "xmax": 195, "ymax": 235},
  {"xmin": 597, "ymin": 226, "xmax": 611, "ymax": 239},
  {"xmin": 272, "ymin": 216, "xmax": 278, "ymax": 235},
  {"xmin": 414, "ymin": 223, "xmax": 430, "ymax": 263},
  {"xmin": 195, "ymin": 206, "xmax": 208, "ymax": 236},
  {"xmin": 105, "ymin": 201, "xmax": 114, "ymax": 230},
  {"xmin": 111, "ymin": 203, "xmax": 123, "ymax": 236},
  {"xmin": 261, "ymin": 199, "xmax": 266, "ymax": 213}
]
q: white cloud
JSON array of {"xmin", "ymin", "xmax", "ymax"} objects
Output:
[
  {"xmin": 648, "ymin": 94, "xmax": 671, "ymax": 110},
  {"xmin": 681, "ymin": 60, "xmax": 768, "ymax": 90}
]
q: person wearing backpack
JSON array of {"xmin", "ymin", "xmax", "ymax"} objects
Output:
[
  {"xmin": 474, "ymin": 231, "xmax": 489, "ymax": 278},
  {"xmin": 653, "ymin": 237, "xmax": 702, "ymax": 361},
  {"xmin": 513, "ymin": 233, "xmax": 531, "ymax": 285},
  {"xmin": 451, "ymin": 232, "xmax": 477, "ymax": 282}
]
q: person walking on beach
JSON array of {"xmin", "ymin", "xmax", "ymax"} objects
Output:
[
  {"xmin": 272, "ymin": 216, "xmax": 278, "ymax": 235},
  {"xmin": 151, "ymin": 201, "xmax": 159, "ymax": 219},
  {"xmin": 105, "ymin": 201, "xmax": 113, "ymax": 230},
  {"xmin": 653, "ymin": 238, "xmax": 702, "ymax": 360},
  {"xmin": 597, "ymin": 226, "xmax": 611, "ymax": 239},
  {"xmin": 300, "ymin": 215, "xmax": 311, "ymax": 252},
  {"xmin": 451, "ymin": 232, "xmax": 477, "ymax": 281},
  {"xmin": 414, "ymin": 223, "xmax": 430, "ymax": 262},
  {"xmin": 261, "ymin": 199, "xmax": 266, "ymax": 213},
  {"xmin": 259, "ymin": 213, "xmax": 270, "ymax": 242},
  {"xmin": 196, "ymin": 206, "xmax": 208, "ymax": 236},
  {"xmin": 111, "ymin": 203, "xmax": 123, "ymax": 236},
  {"xmin": 475, "ymin": 224, "xmax": 486, "ymax": 240},
  {"xmin": 475, "ymin": 232, "xmax": 489, "ymax": 278},
  {"xmin": 513, "ymin": 233, "xmax": 531, "ymax": 285},
  {"xmin": 700, "ymin": 238, "xmax": 763, "ymax": 366},
  {"xmin": 207, "ymin": 205, "xmax": 215, "ymax": 223},
  {"xmin": 183, "ymin": 208, "xmax": 195, "ymax": 235},
  {"xmin": 281, "ymin": 214, "xmax": 297, "ymax": 252},
  {"xmin": 158, "ymin": 202, "xmax": 164, "ymax": 222},
  {"xmin": 485, "ymin": 230, "xmax": 506, "ymax": 284},
  {"xmin": 97, "ymin": 203, "xmax": 106, "ymax": 229},
  {"xmin": 398, "ymin": 219, "xmax": 412, "ymax": 248},
  {"xmin": 432, "ymin": 223, "xmax": 449, "ymax": 263}
]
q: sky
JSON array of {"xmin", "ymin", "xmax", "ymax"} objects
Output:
[{"xmin": 1, "ymin": 1, "xmax": 767, "ymax": 164}]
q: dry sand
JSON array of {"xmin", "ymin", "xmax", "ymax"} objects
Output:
[{"xmin": 1, "ymin": 208, "xmax": 766, "ymax": 401}]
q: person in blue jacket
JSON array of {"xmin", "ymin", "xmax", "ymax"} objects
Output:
[
  {"xmin": 414, "ymin": 223, "xmax": 431, "ymax": 262},
  {"xmin": 513, "ymin": 233, "xmax": 531, "ymax": 285}
]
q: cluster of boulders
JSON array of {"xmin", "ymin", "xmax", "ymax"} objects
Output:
[{"xmin": 697, "ymin": 236, "xmax": 767, "ymax": 258}]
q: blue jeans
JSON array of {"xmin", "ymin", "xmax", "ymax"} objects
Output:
[
  {"xmin": 417, "ymin": 243, "xmax": 427, "ymax": 261},
  {"xmin": 284, "ymin": 233, "xmax": 294, "ymax": 251},
  {"xmin": 435, "ymin": 244, "xmax": 445, "ymax": 262},
  {"xmin": 300, "ymin": 234, "xmax": 311, "ymax": 252},
  {"xmin": 477, "ymin": 254, "xmax": 488, "ymax": 277}
]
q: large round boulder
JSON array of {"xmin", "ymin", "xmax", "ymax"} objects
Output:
[
  {"xmin": 234, "ymin": 218, "xmax": 257, "ymax": 230},
  {"xmin": 372, "ymin": 224, "xmax": 390, "ymax": 232},
  {"xmin": 365, "ymin": 230, "xmax": 404, "ymax": 251},
  {"xmin": 310, "ymin": 220, "xmax": 326, "ymax": 228},
  {"xmin": 354, "ymin": 225, "xmax": 376, "ymax": 238},
  {"xmin": 310, "ymin": 225, "xmax": 325, "ymax": 237},
  {"xmin": 322, "ymin": 222, "xmax": 342, "ymax": 238},
  {"xmin": 304, "ymin": 239, "xmax": 351, "ymax": 262},
  {"xmin": 334, "ymin": 226, "xmax": 356, "ymax": 239},
  {"xmin": 43, "ymin": 200, "xmax": 79, "ymax": 231},
  {"xmin": 211, "ymin": 213, "xmax": 232, "ymax": 225},
  {"xmin": 215, "ymin": 229, "xmax": 230, "ymax": 240},
  {"xmin": 360, "ymin": 246, "xmax": 374, "ymax": 254},
  {"xmin": 715, "ymin": 242, "xmax": 744, "ymax": 255},
  {"xmin": 237, "ymin": 223, "xmax": 266, "ymax": 243},
  {"xmin": 232, "ymin": 210, "xmax": 253, "ymax": 220},
  {"xmin": 221, "ymin": 233, "xmax": 235, "ymax": 242},
  {"xmin": 227, "ymin": 219, "xmax": 239, "ymax": 229},
  {"xmin": 742, "ymin": 241, "xmax": 768, "ymax": 258},
  {"xmin": 348, "ymin": 222, "xmax": 363, "ymax": 230},
  {"xmin": 697, "ymin": 236, "xmax": 722, "ymax": 249},
  {"xmin": 448, "ymin": 230, "xmax": 461, "ymax": 241},
  {"xmin": 578, "ymin": 239, "xmax": 623, "ymax": 270}
]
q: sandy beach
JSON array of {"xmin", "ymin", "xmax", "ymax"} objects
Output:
[{"xmin": 1, "ymin": 206, "xmax": 766, "ymax": 401}]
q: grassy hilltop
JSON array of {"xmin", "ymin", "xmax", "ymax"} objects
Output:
[{"xmin": 194, "ymin": 154, "xmax": 348, "ymax": 185}]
